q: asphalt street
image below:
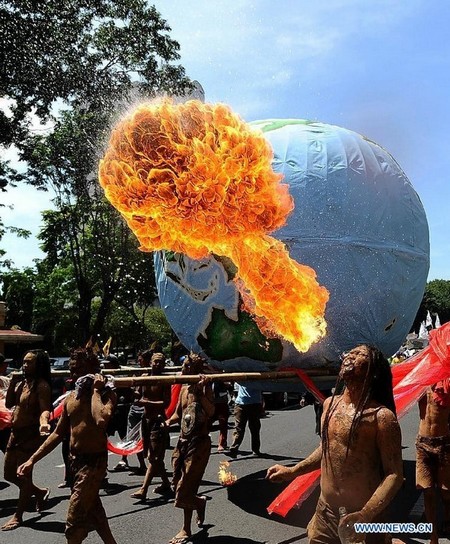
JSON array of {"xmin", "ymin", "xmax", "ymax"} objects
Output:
[{"xmin": 0, "ymin": 402, "xmax": 435, "ymax": 544}]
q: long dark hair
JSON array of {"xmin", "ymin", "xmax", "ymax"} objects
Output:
[
  {"xmin": 322, "ymin": 344, "xmax": 395, "ymax": 462},
  {"xmin": 25, "ymin": 349, "xmax": 52, "ymax": 390}
]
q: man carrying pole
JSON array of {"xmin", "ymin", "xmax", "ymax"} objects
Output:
[
  {"xmin": 2, "ymin": 349, "xmax": 52, "ymax": 531},
  {"xmin": 267, "ymin": 345, "xmax": 404, "ymax": 544},
  {"xmin": 18, "ymin": 348, "xmax": 117, "ymax": 544},
  {"xmin": 165, "ymin": 353, "xmax": 215, "ymax": 544}
]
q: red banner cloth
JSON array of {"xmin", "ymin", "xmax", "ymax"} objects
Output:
[{"xmin": 107, "ymin": 382, "xmax": 182, "ymax": 456}]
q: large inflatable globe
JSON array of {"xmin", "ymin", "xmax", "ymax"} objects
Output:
[{"xmin": 154, "ymin": 120, "xmax": 429, "ymax": 371}]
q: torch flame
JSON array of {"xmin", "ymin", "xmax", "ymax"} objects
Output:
[
  {"xmin": 218, "ymin": 460, "xmax": 237, "ymax": 486},
  {"xmin": 99, "ymin": 99, "xmax": 329, "ymax": 351}
]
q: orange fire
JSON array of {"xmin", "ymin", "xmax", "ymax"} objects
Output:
[
  {"xmin": 218, "ymin": 461, "xmax": 237, "ymax": 486},
  {"xmin": 98, "ymin": 99, "xmax": 328, "ymax": 351}
]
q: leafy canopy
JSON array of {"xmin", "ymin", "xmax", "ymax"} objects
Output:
[{"xmin": 0, "ymin": 0, "xmax": 191, "ymax": 149}]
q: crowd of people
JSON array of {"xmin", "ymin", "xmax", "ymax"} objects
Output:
[{"xmin": 0, "ymin": 344, "xmax": 449, "ymax": 543}]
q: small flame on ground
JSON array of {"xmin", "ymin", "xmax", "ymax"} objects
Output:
[
  {"xmin": 218, "ymin": 461, "xmax": 237, "ymax": 486},
  {"xmin": 99, "ymin": 99, "xmax": 329, "ymax": 352}
]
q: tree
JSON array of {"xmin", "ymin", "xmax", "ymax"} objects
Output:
[
  {"xmin": 0, "ymin": 0, "xmax": 194, "ymax": 342},
  {"xmin": 102, "ymin": 303, "xmax": 172, "ymax": 355},
  {"xmin": 38, "ymin": 199, "xmax": 158, "ymax": 345},
  {"xmin": 0, "ymin": 267, "xmax": 36, "ymax": 331},
  {"xmin": 423, "ymin": 280, "xmax": 450, "ymax": 325},
  {"xmin": 0, "ymin": 0, "xmax": 191, "ymax": 151},
  {"xmin": 412, "ymin": 279, "xmax": 450, "ymax": 333},
  {"xmin": 0, "ymin": 0, "xmax": 193, "ymax": 264}
]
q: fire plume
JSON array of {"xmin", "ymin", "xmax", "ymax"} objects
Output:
[
  {"xmin": 98, "ymin": 99, "xmax": 328, "ymax": 351},
  {"xmin": 218, "ymin": 461, "xmax": 237, "ymax": 486}
]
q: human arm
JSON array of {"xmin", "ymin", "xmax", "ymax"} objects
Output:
[
  {"xmin": 166, "ymin": 392, "xmax": 182, "ymax": 426},
  {"xmin": 266, "ymin": 444, "xmax": 322, "ymax": 482},
  {"xmin": 38, "ymin": 380, "xmax": 52, "ymax": 436},
  {"xmin": 136, "ymin": 384, "xmax": 170, "ymax": 409},
  {"xmin": 5, "ymin": 375, "xmax": 21, "ymax": 409},
  {"xmin": 341, "ymin": 407, "xmax": 403, "ymax": 534},
  {"xmin": 91, "ymin": 374, "xmax": 117, "ymax": 430},
  {"xmin": 267, "ymin": 396, "xmax": 332, "ymax": 483},
  {"xmin": 17, "ymin": 403, "xmax": 70, "ymax": 477},
  {"xmin": 137, "ymin": 398, "xmax": 165, "ymax": 407}
]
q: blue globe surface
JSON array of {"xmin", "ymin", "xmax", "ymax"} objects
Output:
[{"xmin": 154, "ymin": 120, "xmax": 429, "ymax": 372}]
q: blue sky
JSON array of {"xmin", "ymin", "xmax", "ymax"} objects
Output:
[{"xmin": 2, "ymin": 0, "xmax": 449, "ymax": 280}]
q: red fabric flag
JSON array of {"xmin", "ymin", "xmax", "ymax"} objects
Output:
[{"xmin": 107, "ymin": 382, "xmax": 182, "ymax": 456}]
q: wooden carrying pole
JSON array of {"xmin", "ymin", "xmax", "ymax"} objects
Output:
[
  {"xmin": 12, "ymin": 367, "xmax": 335, "ymax": 382},
  {"xmin": 46, "ymin": 366, "xmax": 182, "ymax": 378},
  {"xmin": 113, "ymin": 370, "xmax": 303, "ymax": 388}
]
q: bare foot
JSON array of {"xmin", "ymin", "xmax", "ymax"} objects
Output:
[
  {"xmin": 1, "ymin": 516, "xmax": 22, "ymax": 531},
  {"xmin": 153, "ymin": 484, "xmax": 172, "ymax": 494},
  {"xmin": 36, "ymin": 487, "xmax": 50, "ymax": 512},
  {"xmin": 169, "ymin": 531, "xmax": 190, "ymax": 544},
  {"xmin": 130, "ymin": 490, "xmax": 147, "ymax": 501},
  {"xmin": 195, "ymin": 495, "xmax": 207, "ymax": 527}
]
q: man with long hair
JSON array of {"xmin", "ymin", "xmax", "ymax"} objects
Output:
[
  {"xmin": 267, "ymin": 344, "xmax": 403, "ymax": 544},
  {"xmin": 18, "ymin": 347, "xmax": 117, "ymax": 543},
  {"xmin": 2, "ymin": 349, "xmax": 52, "ymax": 531}
]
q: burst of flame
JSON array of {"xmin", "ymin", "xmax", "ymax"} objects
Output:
[
  {"xmin": 99, "ymin": 99, "xmax": 329, "ymax": 352},
  {"xmin": 218, "ymin": 461, "xmax": 237, "ymax": 486}
]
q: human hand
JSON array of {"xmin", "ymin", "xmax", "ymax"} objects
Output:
[
  {"xmin": 39, "ymin": 423, "xmax": 51, "ymax": 436},
  {"xmin": 338, "ymin": 511, "xmax": 366, "ymax": 543},
  {"xmin": 266, "ymin": 464, "xmax": 294, "ymax": 483},
  {"xmin": 10, "ymin": 372, "xmax": 22, "ymax": 384},
  {"xmin": 195, "ymin": 374, "xmax": 210, "ymax": 393},
  {"xmin": 93, "ymin": 373, "xmax": 105, "ymax": 391},
  {"xmin": 17, "ymin": 460, "xmax": 33, "ymax": 478}
]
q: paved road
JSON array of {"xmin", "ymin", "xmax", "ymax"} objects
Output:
[{"xmin": 0, "ymin": 402, "xmax": 433, "ymax": 544}]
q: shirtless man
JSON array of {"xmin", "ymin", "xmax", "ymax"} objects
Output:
[
  {"xmin": 18, "ymin": 347, "xmax": 117, "ymax": 544},
  {"xmin": 166, "ymin": 353, "xmax": 215, "ymax": 544},
  {"xmin": 267, "ymin": 344, "xmax": 403, "ymax": 544},
  {"xmin": 2, "ymin": 349, "xmax": 52, "ymax": 531},
  {"xmin": 416, "ymin": 378, "xmax": 450, "ymax": 544},
  {"xmin": 130, "ymin": 352, "xmax": 171, "ymax": 499}
]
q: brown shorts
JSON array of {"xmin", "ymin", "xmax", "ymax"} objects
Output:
[
  {"xmin": 172, "ymin": 434, "xmax": 211, "ymax": 510},
  {"xmin": 142, "ymin": 416, "xmax": 168, "ymax": 462},
  {"xmin": 416, "ymin": 434, "xmax": 450, "ymax": 490},
  {"xmin": 66, "ymin": 451, "xmax": 108, "ymax": 540},
  {"xmin": 307, "ymin": 497, "xmax": 391, "ymax": 544},
  {"xmin": 4, "ymin": 425, "xmax": 43, "ymax": 483}
]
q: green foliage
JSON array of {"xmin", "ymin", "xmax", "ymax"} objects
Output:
[
  {"xmin": 0, "ymin": 0, "xmax": 193, "ymax": 348},
  {"xmin": 412, "ymin": 279, "xmax": 450, "ymax": 332},
  {"xmin": 0, "ymin": 0, "xmax": 191, "ymax": 149},
  {"xmin": 0, "ymin": 0, "xmax": 192, "ymax": 268},
  {"xmin": 141, "ymin": 307, "xmax": 173, "ymax": 351},
  {"xmin": 424, "ymin": 279, "xmax": 450, "ymax": 324},
  {"xmin": 32, "ymin": 261, "xmax": 79, "ymax": 352},
  {"xmin": 37, "ymin": 200, "xmax": 158, "ymax": 344},
  {"xmin": 101, "ymin": 303, "xmax": 172, "ymax": 354},
  {"xmin": 0, "ymin": 267, "xmax": 36, "ymax": 330}
]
